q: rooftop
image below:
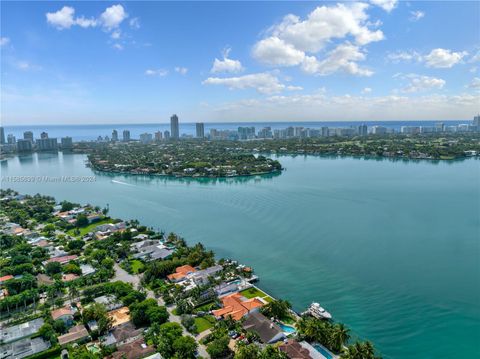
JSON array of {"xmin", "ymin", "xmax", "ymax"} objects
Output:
[
  {"xmin": 58, "ymin": 324, "xmax": 90, "ymax": 346},
  {"xmin": 242, "ymin": 311, "xmax": 284, "ymax": 344},
  {"xmin": 108, "ymin": 306, "xmax": 131, "ymax": 327},
  {"xmin": 0, "ymin": 318, "xmax": 44, "ymax": 344},
  {"xmin": 51, "ymin": 306, "xmax": 74, "ymax": 321},
  {"xmin": 212, "ymin": 292, "xmax": 264, "ymax": 321},
  {"xmin": 167, "ymin": 265, "xmax": 196, "ymax": 281}
]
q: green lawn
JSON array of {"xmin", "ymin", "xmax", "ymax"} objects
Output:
[
  {"xmin": 130, "ymin": 259, "xmax": 145, "ymax": 274},
  {"xmin": 194, "ymin": 301, "xmax": 216, "ymax": 313},
  {"xmin": 67, "ymin": 219, "xmax": 112, "ymax": 237},
  {"xmin": 195, "ymin": 315, "xmax": 215, "ymax": 332}
]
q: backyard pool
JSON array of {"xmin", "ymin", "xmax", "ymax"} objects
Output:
[
  {"xmin": 313, "ymin": 343, "xmax": 334, "ymax": 359},
  {"xmin": 279, "ymin": 323, "xmax": 296, "ymax": 334}
]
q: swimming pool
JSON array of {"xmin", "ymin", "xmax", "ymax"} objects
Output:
[
  {"xmin": 313, "ymin": 343, "xmax": 334, "ymax": 359},
  {"xmin": 279, "ymin": 323, "xmax": 296, "ymax": 334}
]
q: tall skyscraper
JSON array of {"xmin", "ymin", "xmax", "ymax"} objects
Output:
[
  {"xmin": 61, "ymin": 137, "xmax": 73, "ymax": 150},
  {"xmin": 0, "ymin": 127, "xmax": 4, "ymax": 144},
  {"xmin": 23, "ymin": 131, "xmax": 34, "ymax": 143},
  {"xmin": 358, "ymin": 124, "xmax": 368, "ymax": 136},
  {"xmin": 40, "ymin": 132, "xmax": 48, "ymax": 139},
  {"xmin": 112, "ymin": 130, "xmax": 119, "ymax": 142},
  {"xmin": 154, "ymin": 131, "xmax": 163, "ymax": 142},
  {"xmin": 170, "ymin": 114, "xmax": 179, "ymax": 139},
  {"xmin": 122, "ymin": 130, "xmax": 130, "ymax": 142},
  {"xmin": 36, "ymin": 138, "xmax": 58, "ymax": 151},
  {"xmin": 196, "ymin": 123, "xmax": 205, "ymax": 138},
  {"xmin": 17, "ymin": 139, "xmax": 32, "ymax": 152},
  {"xmin": 7, "ymin": 134, "xmax": 16, "ymax": 144},
  {"xmin": 473, "ymin": 114, "xmax": 480, "ymax": 127},
  {"xmin": 164, "ymin": 130, "xmax": 170, "ymax": 140}
]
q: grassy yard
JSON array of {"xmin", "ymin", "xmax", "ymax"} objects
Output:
[
  {"xmin": 195, "ymin": 315, "xmax": 215, "ymax": 332},
  {"xmin": 194, "ymin": 301, "xmax": 216, "ymax": 313},
  {"xmin": 67, "ymin": 219, "xmax": 112, "ymax": 237},
  {"xmin": 130, "ymin": 259, "xmax": 145, "ymax": 274}
]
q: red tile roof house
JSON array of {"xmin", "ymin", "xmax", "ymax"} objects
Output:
[
  {"xmin": 51, "ymin": 306, "xmax": 75, "ymax": 326},
  {"xmin": 212, "ymin": 292, "xmax": 264, "ymax": 321},
  {"xmin": 167, "ymin": 265, "xmax": 196, "ymax": 283},
  {"xmin": 44, "ymin": 255, "xmax": 78, "ymax": 265},
  {"xmin": 0, "ymin": 275, "xmax": 14, "ymax": 286}
]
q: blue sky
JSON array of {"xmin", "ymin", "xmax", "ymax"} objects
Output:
[{"xmin": 1, "ymin": 1, "xmax": 479, "ymax": 125}]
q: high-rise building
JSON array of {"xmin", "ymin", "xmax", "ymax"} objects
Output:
[
  {"xmin": 23, "ymin": 131, "xmax": 34, "ymax": 143},
  {"xmin": 139, "ymin": 133, "xmax": 153, "ymax": 144},
  {"xmin": 435, "ymin": 123, "xmax": 445, "ymax": 132},
  {"xmin": 358, "ymin": 124, "xmax": 368, "ymax": 136},
  {"xmin": 238, "ymin": 126, "xmax": 255, "ymax": 140},
  {"xmin": 170, "ymin": 114, "xmax": 179, "ymax": 139},
  {"xmin": 122, "ymin": 130, "xmax": 130, "ymax": 142},
  {"xmin": 473, "ymin": 114, "xmax": 480, "ymax": 127},
  {"xmin": 371, "ymin": 126, "xmax": 388, "ymax": 135},
  {"xmin": 0, "ymin": 127, "xmax": 5, "ymax": 144},
  {"xmin": 61, "ymin": 137, "xmax": 73, "ymax": 150},
  {"xmin": 112, "ymin": 130, "xmax": 119, "ymax": 142},
  {"xmin": 40, "ymin": 132, "xmax": 48, "ymax": 139},
  {"xmin": 36, "ymin": 138, "xmax": 58, "ymax": 151},
  {"xmin": 321, "ymin": 127, "xmax": 329, "ymax": 137},
  {"xmin": 17, "ymin": 139, "xmax": 32, "ymax": 152},
  {"xmin": 7, "ymin": 134, "xmax": 16, "ymax": 144},
  {"xmin": 164, "ymin": 130, "xmax": 171, "ymax": 140},
  {"xmin": 154, "ymin": 131, "xmax": 163, "ymax": 142},
  {"xmin": 196, "ymin": 123, "xmax": 205, "ymax": 138}
]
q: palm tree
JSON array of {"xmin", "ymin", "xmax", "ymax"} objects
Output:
[{"xmin": 332, "ymin": 323, "xmax": 350, "ymax": 352}]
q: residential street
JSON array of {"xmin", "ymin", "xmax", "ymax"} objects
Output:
[{"xmin": 113, "ymin": 263, "xmax": 210, "ymax": 358}]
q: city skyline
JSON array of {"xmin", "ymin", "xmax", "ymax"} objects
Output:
[{"xmin": 1, "ymin": 1, "xmax": 479, "ymax": 125}]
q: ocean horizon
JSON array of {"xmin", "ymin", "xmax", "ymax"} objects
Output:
[{"xmin": 2, "ymin": 120, "xmax": 472, "ymax": 142}]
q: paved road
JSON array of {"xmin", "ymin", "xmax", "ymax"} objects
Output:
[{"xmin": 113, "ymin": 264, "xmax": 210, "ymax": 358}]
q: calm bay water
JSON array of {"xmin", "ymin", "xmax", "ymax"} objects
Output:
[{"xmin": 1, "ymin": 153, "xmax": 479, "ymax": 358}]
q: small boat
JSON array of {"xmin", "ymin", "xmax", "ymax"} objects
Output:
[{"xmin": 303, "ymin": 302, "xmax": 332, "ymax": 320}]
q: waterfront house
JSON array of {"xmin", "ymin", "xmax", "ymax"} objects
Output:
[
  {"xmin": 191, "ymin": 264, "xmax": 223, "ymax": 285},
  {"xmin": 212, "ymin": 292, "xmax": 264, "ymax": 321},
  {"xmin": 131, "ymin": 240, "xmax": 174, "ymax": 262},
  {"xmin": 279, "ymin": 339, "xmax": 317, "ymax": 359},
  {"xmin": 58, "ymin": 324, "xmax": 90, "ymax": 346},
  {"xmin": 242, "ymin": 311, "xmax": 285, "ymax": 344},
  {"xmin": 167, "ymin": 265, "xmax": 196, "ymax": 282}
]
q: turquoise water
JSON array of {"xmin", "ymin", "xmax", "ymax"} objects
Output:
[
  {"xmin": 313, "ymin": 343, "xmax": 334, "ymax": 359},
  {"xmin": 1, "ymin": 153, "xmax": 479, "ymax": 358}
]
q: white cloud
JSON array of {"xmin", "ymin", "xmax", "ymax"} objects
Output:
[
  {"xmin": 175, "ymin": 67, "xmax": 188, "ymax": 75},
  {"xmin": 112, "ymin": 43, "xmax": 124, "ymax": 51},
  {"xmin": 75, "ymin": 16, "xmax": 98, "ymax": 28},
  {"xmin": 205, "ymin": 92, "xmax": 478, "ymax": 122},
  {"xmin": 370, "ymin": 0, "xmax": 398, "ymax": 12},
  {"xmin": 252, "ymin": 3, "xmax": 383, "ymax": 76},
  {"xmin": 301, "ymin": 43, "xmax": 373, "ymax": 76},
  {"xmin": 401, "ymin": 74, "xmax": 446, "ymax": 93},
  {"xmin": 0, "ymin": 37, "xmax": 10, "ymax": 46},
  {"xmin": 424, "ymin": 48, "xmax": 467, "ymax": 68},
  {"xmin": 387, "ymin": 50, "xmax": 421, "ymax": 63},
  {"xmin": 409, "ymin": 10, "xmax": 425, "ymax": 21},
  {"xmin": 253, "ymin": 37, "xmax": 305, "ymax": 66},
  {"xmin": 46, "ymin": 6, "xmax": 76, "ymax": 29},
  {"xmin": 129, "ymin": 17, "xmax": 140, "ymax": 29},
  {"xmin": 361, "ymin": 87, "xmax": 372, "ymax": 94},
  {"xmin": 145, "ymin": 69, "xmax": 168, "ymax": 77},
  {"xmin": 286, "ymin": 85, "xmax": 303, "ymax": 91},
  {"xmin": 100, "ymin": 4, "xmax": 128, "ymax": 30},
  {"xmin": 203, "ymin": 73, "xmax": 287, "ymax": 94},
  {"xmin": 468, "ymin": 77, "xmax": 480, "ymax": 89},
  {"xmin": 14, "ymin": 61, "xmax": 42, "ymax": 71},
  {"xmin": 469, "ymin": 50, "xmax": 480, "ymax": 63},
  {"xmin": 211, "ymin": 48, "xmax": 244, "ymax": 73}
]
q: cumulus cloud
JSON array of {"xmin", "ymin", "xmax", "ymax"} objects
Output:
[
  {"xmin": 301, "ymin": 43, "xmax": 373, "ymax": 76},
  {"xmin": 46, "ymin": 6, "xmax": 76, "ymax": 29},
  {"xmin": 252, "ymin": 3, "xmax": 383, "ymax": 76},
  {"xmin": 361, "ymin": 87, "xmax": 372, "ymax": 94},
  {"xmin": 400, "ymin": 74, "xmax": 446, "ymax": 93},
  {"xmin": 0, "ymin": 37, "xmax": 10, "ymax": 46},
  {"xmin": 370, "ymin": 0, "xmax": 398, "ymax": 12},
  {"xmin": 145, "ymin": 69, "xmax": 168, "ymax": 77},
  {"xmin": 211, "ymin": 48, "xmax": 244, "ymax": 73},
  {"xmin": 129, "ymin": 17, "xmax": 140, "ymax": 29},
  {"xmin": 175, "ymin": 67, "xmax": 188, "ymax": 75},
  {"xmin": 112, "ymin": 43, "xmax": 124, "ymax": 51},
  {"xmin": 14, "ymin": 61, "xmax": 42, "ymax": 71},
  {"xmin": 203, "ymin": 73, "xmax": 288, "ymax": 94},
  {"xmin": 100, "ymin": 4, "xmax": 128, "ymax": 30},
  {"xmin": 424, "ymin": 48, "xmax": 467, "ymax": 68},
  {"xmin": 409, "ymin": 10, "xmax": 425, "ymax": 21},
  {"xmin": 46, "ymin": 4, "xmax": 129, "ymax": 37},
  {"xmin": 387, "ymin": 48, "xmax": 467, "ymax": 68}
]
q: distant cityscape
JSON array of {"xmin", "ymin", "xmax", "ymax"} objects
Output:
[{"xmin": 1, "ymin": 114, "xmax": 479, "ymax": 154}]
